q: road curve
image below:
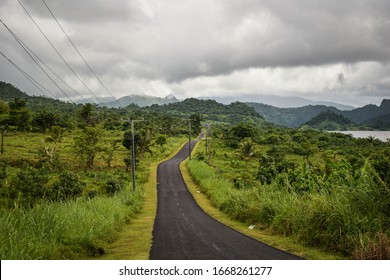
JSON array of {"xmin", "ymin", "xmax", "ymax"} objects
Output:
[{"xmin": 149, "ymin": 137, "xmax": 302, "ymax": 260}]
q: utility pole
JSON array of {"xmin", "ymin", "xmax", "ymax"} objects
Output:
[
  {"xmin": 122, "ymin": 118, "xmax": 143, "ymax": 191},
  {"xmin": 0, "ymin": 126, "xmax": 6, "ymax": 155},
  {"xmin": 187, "ymin": 118, "xmax": 195, "ymax": 160}
]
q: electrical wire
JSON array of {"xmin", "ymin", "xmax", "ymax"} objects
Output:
[
  {"xmin": 0, "ymin": 49, "xmax": 58, "ymax": 99},
  {"xmin": 0, "ymin": 18, "xmax": 75, "ymax": 103},
  {"xmin": 17, "ymin": 0, "xmax": 102, "ymax": 104},
  {"xmin": 41, "ymin": 0, "xmax": 122, "ymax": 107}
]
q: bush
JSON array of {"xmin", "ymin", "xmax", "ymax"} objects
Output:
[
  {"xmin": 10, "ymin": 164, "xmax": 50, "ymax": 206},
  {"xmin": 51, "ymin": 170, "xmax": 84, "ymax": 201},
  {"xmin": 104, "ymin": 178, "xmax": 125, "ymax": 195}
]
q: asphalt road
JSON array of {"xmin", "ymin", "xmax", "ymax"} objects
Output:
[{"xmin": 149, "ymin": 137, "xmax": 302, "ymax": 260}]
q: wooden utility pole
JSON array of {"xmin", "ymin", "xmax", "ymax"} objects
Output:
[{"xmin": 121, "ymin": 118, "xmax": 143, "ymax": 191}]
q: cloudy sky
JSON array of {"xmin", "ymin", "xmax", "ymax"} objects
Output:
[{"xmin": 1, "ymin": 0, "xmax": 390, "ymax": 107}]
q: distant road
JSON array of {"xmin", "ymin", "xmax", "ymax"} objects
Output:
[{"xmin": 150, "ymin": 136, "xmax": 302, "ymax": 260}]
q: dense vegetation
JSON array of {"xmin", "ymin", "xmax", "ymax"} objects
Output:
[
  {"xmin": 2, "ymin": 81, "xmax": 390, "ymax": 259},
  {"xmin": 0, "ymin": 82, "xmax": 197, "ymax": 259},
  {"xmin": 248, "ymin": 99, "xmax": 390, "ymax": 129},
  {"xmin": 302, "ymin": 110, "xmax": 359, "ymax": 130},
  {"xmin": 189, "ymin": 124, "xmax": 390, "ymax": 259}
]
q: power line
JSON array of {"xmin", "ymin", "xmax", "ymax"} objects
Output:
[
  {"xmin": 41, "ymin": 0, "xmax": 122, "ymax": 107},
  {"xmin": 0, "ymin": 18, "xmax": 75, "ymax": 103},
  {"xmin": 0, "ymin": 49, "xmax": 58, "ymax": 99},
  {"xmin": 17, "ymin": 0, "xmax": 102, "ymax": 103},
  {"xmin": 11, "ymin": 28, "xmax": 85, "ymax": 100}
]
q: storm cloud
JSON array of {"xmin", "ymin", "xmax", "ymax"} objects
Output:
[{"xmin": 1, "ymin": 0, "xmax": 390, "ymax": 106}]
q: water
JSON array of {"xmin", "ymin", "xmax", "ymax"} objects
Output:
[{"xmin": 329, "ymin": 131, "xmax": 390, "ymax": 142}]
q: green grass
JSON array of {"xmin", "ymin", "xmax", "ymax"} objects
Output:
[
  {"xmin": 0, "ymin": 130, "xmax": 187, "ymax": 259},
  {"xmin": 186, "ymin": 139, "xmax": 390, "ymax": 259},
  {"xmin": 0, "ymin": 187, "xmax": 141, "ymax": 259}
]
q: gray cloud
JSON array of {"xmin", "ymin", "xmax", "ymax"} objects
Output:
[{"xmin": 0, "ymin": 0, "xmax": 389, "ymax": 105}]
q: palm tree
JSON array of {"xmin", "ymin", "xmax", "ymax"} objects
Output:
[{"xmin": 237, "ymin": 138, "xmax": 257, "ymax": 166}]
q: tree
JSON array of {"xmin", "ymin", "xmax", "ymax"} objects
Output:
[
  {"xmin": 8, "ymin": 99, "xmax": 31, "ymax": 131},
  {"xmin": 190, "ymin": 113, "xmax": 202, "ymax": 136},
  {"xmin": 0, "ymin": 100, "xmax": 10, "ymax": 115},
  {"xmin": 122, "ymin": 128, "xmax": 153, "ymax": 158},
  {"xmin": 32, "ymin": 110, "xmax": 60, "ymax": 132},
  {"xmin": 74, "ymin": 127, "xmax": 102, "ymax": 169},
  {"xmin": 51, "ymin": 170, "xmax": 84, "ymax": 201},
  {"xmin": 155, "ymin": 135, "xmax": 167, "ymax": 149},
  {"xmin": 77, "ymin": 103, "xmax": 99, "ymax": 127},
  {"xmin": 237, "ymin": 138, "xmax": 257, "ymax": 165}
]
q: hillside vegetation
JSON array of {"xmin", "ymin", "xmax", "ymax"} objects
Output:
[
  {"xmin": 248, "ymin": 99, "xmax": 390, "ymax": 129},
  {"xmin": 189, "ymin": 124, "xmax": 390, "ymax": 259}
]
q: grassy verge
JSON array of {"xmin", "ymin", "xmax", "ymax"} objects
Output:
[
  {"xmin": 0, "ymin": 187, "xmax": 142, "ymax": 259},
  {"xmin": 181, "ymin": 140, "xmax": 347, "ymax": 260},
  {"xmin": 0, "ymin": 133, "xmax": 187, "ymax": 259},
  {"xmin": 96, "ymin": 140, "xmax": 188, "ymax": 259}
]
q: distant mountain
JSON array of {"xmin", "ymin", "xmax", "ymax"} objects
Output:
[
  {"xmin": 200, "ymin": 94, "xmax": 355, "ymax": 110},
  {"xmin": 343, "ymin": 99, "xmax": 390, "ymax": 124},
  {"xmin": 247, "ymin": 102, "xmax": 341, "ymax": 128},
  {"xmin": 248, "ymin": 99, "xmax": 390, "ymax": 129},
  {"xmin": 362, "ymin": 112, "xmax": 390, "ymax": 130},
  {"xmin": 301, "ymin": 110, "xmax": 359, "ymax": 130},
  {"xmin": 77, "ymin": 93, "xmax": 179, "ymax": 108}
]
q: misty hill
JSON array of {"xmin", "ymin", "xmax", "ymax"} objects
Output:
[
  {"xmin": 78, "ymin": 93, "xmax": 179, "ymax": 108},
  {"xmin": 202, "ymin": 94, "xmax": 354, "ymax": 110},
  {"xmin": 343, "ymin": 99, "xmax": 390, "ymax": 124},
  {"xmin": 0, "ymin": 81, "xmax": 79, "ymax": 114},
  {"xmin": 1, "ymin": 81, "xmax": 267, "ymax": 126},
  {"xmin": 362, "ymin": 112, "xmax": 390, "ymax": 130},
  {"xmin": 248, "ymin": 99, "xmax": 390, "ymax": 129},
  {"xmin": 301, "ymin": 110, "xmax": 359, "ymax": 130},
  {"xmin": 247, "ymin": 102, "xmax": 341, "ymax": 128},
  {"xmin": 102, "ymin": 93, "xmax": 179, "ymax": 108},
  {"xmin": 145, "ymin": 98, "xmax": 268, "ymax": 126}
]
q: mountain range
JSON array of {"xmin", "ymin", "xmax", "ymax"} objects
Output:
[
  {"xmin": 77, "ymin": 93, "xmax": 179, "ymax": 108},
  {"xmin": 1, "ymin": 81, "xmax": 390, "ymax": 130},
  {"xmin": 247, "ymin": 100, "xmax": 390, "ymax": 129}
]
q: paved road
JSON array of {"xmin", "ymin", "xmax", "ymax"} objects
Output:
[{"xmin": 149, "ymin": 137, "xmax": 302, "ymax": 260}]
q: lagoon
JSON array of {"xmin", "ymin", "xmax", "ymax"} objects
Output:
[{"xmin": 329, "ymin": 131, "xmax": 390, "ymax": 141}]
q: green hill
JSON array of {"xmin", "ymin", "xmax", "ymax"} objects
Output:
[
  {"xmin": 301, "ymin": 110, "xmax": 359, "ymax": 130},
  {"xmin": 247, "ymin": 102, "xmax": 341, "ymax": 128},
  {"xmin": 145, "ymin": 98, "xmax": 269, "ymax": 126}
]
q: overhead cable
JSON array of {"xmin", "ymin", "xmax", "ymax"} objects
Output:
[
  {"xmin": 17, "ymin": 0, "xmax": 102, "ymax": 103},
  {"xmin": 0, "ymin": 49, "xmax": 58, "ymax": 99},
  {"xmin": 41, "ymin": 0, "xmax": 122, "ymax": 107}
]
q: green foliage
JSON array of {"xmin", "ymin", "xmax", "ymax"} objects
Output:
[
  {"xmin": 104, "ymin": 178, "xmax": 125, "ymax": 196},
  {"xmin": 32, "ymin": 110, "xmax": 60, "ymax": 132},
  {"xmin": 73, "ymin": 127, "xmax": 103, "ymax": 169},
  {"xmin": 10, "ymin": 164, "xmax": 50, "ymax": 206},
  {"xmin": 303, "ymin": 110, "xmax": 357, "ymax": 130},
  {"xmin": 155, "ymin": 135, "xmax": 167, "ymax": 148},
  {"xmin": 52, "ymin": 171, "xmax": 84, "ymax": 201},
  {"xmin": 189, "ymin": 128, "xmax": 390, "ymax": 258}
]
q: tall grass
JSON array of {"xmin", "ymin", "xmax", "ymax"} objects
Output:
[
  {"xmin": 188, "ymin": 159, "xmax": 390, "ymax": 258},
  {"xmin": 0, "ymin": 186, "xmax": 141, "ymax": 259}
]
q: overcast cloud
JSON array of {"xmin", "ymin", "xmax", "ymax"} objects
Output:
[{"xmin": 1, "ymin": 0, "xmax": 390, "ymax": 106}]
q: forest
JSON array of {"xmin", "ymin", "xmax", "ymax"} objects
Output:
[{"xmin": 1, "ymin": 81, "xmax": 390, "ymax": 259}]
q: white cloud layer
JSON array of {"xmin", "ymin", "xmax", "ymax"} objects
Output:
[{"xmin": 1, "ymin": 0, "xmax": 390, "ymax": 106}]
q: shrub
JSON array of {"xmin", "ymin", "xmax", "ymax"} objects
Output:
[
  {"xmin": 104, "ymin": 178, "xmax": 125, "ymax": 195},
  {"xmin": 10, "ymin": 164, "xmax": 50, "ymax": 206},
  {"xmin": 51, "ymin": 170, "xmax": 84, "ymax": 201}
]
